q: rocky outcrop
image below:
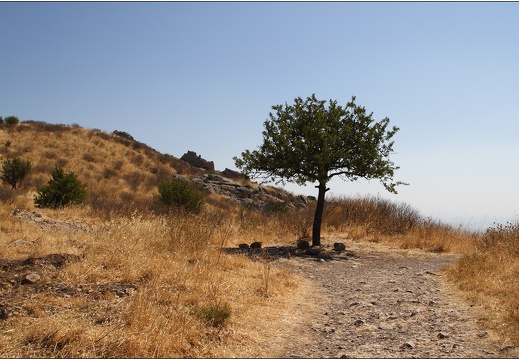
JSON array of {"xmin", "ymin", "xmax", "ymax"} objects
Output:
[
  {"xmin": 112, "ymin": 130, "xmax": 135, "ymax": 141},
  {"xmin": 221, "ymin": 168, "xmax": 248, "ymax": 180},
  {"xmin": 191, "ymin": 174, "xmax": 313, "ymax": 211},
  {"xmin": 180, "ymin": 151, "xmax": 215, "ymax": 171}
]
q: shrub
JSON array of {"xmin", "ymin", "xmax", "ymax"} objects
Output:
[
  {"xmin": 34, "ymin": 167, "xmax": 87, "ymax": 208},
  {"xmin": 0, "ymin": 157, "xmax": 32, "ymax": 189},
  {"xmin": 4, "ymin": 116, "xmax": 20, "ymax": 125},
  {"xmin": 157, "ymin": 177, "xmax": 204, "ymax": 214},
  {"xmin": 193, "ymin": 303, "xmax": 231, "ymax": 328}
]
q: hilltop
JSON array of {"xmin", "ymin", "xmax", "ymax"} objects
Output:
[{"xmin": 0, "ymin": 121, "xmax": 310, "ymax": 215}]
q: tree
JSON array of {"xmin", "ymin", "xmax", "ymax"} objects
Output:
[
  {"xmin": 234, "ymin": 94, "xmax": 406, "ymax": 246},
  {"xmin": 4, "ymin": 116, "xmax": 20, "ymax": 125},
  {"xmin": 0, "ymin": 157, "xmax": 32, "ymax": 189},
  {"xmin": 34, "ymin": 167, "xmax": 87, "ymax": 208}
]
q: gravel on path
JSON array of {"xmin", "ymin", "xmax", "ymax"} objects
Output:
[{"xmin": 271, "ymin": 239, "xmax": 513, "ymax": 358}]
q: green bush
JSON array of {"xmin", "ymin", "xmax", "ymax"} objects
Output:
[
  {"xmin": 193, "ymin": 303, "xmax": 231, "ymax": 328},
  {"xmin": 0, "ymin": 157, "xmax": 32, "ymax": 189},
  {"xmin": 4, "ymin": 116, "xmax": 20, "ymax": 125},
  {"xmin": 34, "ymin": 167, "xmax": 87, "ymax": 208},
  {"xmin": 157, "ymin": 177, "xmax": 204, "ymax": 213}
]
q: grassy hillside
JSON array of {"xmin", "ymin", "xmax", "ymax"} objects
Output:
[
  {"xmin": 0, "ymin": 121, "xmax": 208, "ymax": 215},
  {"xmin": 0, "ymin": 121, "xmax": 319, "ymax": 357},
  {"xmin": 0, "ymin": 120, "xmax": 517, "ymax": 356}
]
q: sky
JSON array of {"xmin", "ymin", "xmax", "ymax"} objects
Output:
[{"xmin": 1, "ymin": 1, "xmax": 518, "ymax": 231}]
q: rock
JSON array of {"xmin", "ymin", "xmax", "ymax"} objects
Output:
[
  {"xmin": 333, "ymin": 242, "xmax": 346, "ymax": 252},
  {"xmin": 112, "ymin": 130, "xmax": 135, "ymax": 141},
  {"xmin": 297, "ymin": 238, "xmax": 310, "ymax": 250},
  {"xmin": 23, "ymin": 273, "xmax": 41, "ymax": 284},
  {"xmin": 353, "ymin": 319, "xmax": 365, "ymax": 326},
  {"xmin": 180, "ymin": 151, "xmax": 215, "ymax": 171},
  {"xmin": 0, "ymin": 305, "xmax": 8, "ymax": 320},
  {"xmin": 11, "ymin": 239, "xmax": 26, "ymax": 246},
  {"xmin": 250, "ymin": 242, "xmax": 262, "ymax": 249},
  {"xmin": 437, "ymin": 331, "xmax": 449, "ymax": 339},
  {"xmin": 238, "ymin": 243, "xmax": 250, "ymax": 251},
  {"xmin": 307, "ymin": 248, "xmax": 321, "ymax": 256},
  {"xmin": 499, "ymin": 345, "xmax": 517, "ymax": 352},
  {"xmin": 401, "ymin": 340, "xmax": 416, "ymax": 350},
  {"xmin": 190, "ymin": 174, "xmax": 308, "ymax": 211},
  {"xmin": 221, "ymin": 168, "xmax": 247, "ymax": 180}
]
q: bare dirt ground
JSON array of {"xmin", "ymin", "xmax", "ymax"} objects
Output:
[{"xmin": 261, "ymin": 238, "xmax": 518, "ymax": 358}]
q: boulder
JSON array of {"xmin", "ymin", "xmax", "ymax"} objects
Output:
[
  {"xmin": 250, "ymin": 241, "xmax": 262, "ymax": 249},
  {"xmin": 334, "ymin": 242, "xmax": 346, "ymax": 252},
  {"xmin": 296, "ymin": 238, "xmax": 310, "ymax": 250},
  {"xmin": 180, "ymin": 151, "xmax": 215, "ymax": 171},
  {"xmin": 113, "ymin": 130, "xmax": 135, "ymax": 141}
]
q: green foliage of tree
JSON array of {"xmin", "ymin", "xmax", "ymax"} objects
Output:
[
  {"xmin": 0, "ymin": 157, "xmax": 32, "ymax": 189},
  {"xmin": 34, "ymin": 167, "xmax": 87, "ymax": 208},
  {"xmin": 4, "ymin": 116, "xmax": 20, "ymax": 125},
  {"xmin": 158, "ymin": 177, "xmax": 205, "ymax": 214},
  {"xmin": 234, "ymin": 94, "xmax": 407, "ymax": 246}
]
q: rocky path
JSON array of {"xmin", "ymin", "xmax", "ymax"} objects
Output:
[{"xmin": 273, "ymin": 239, "xmax": 513, "ymax": 358}]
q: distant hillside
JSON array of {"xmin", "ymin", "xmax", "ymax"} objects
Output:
[{"xmin": 0, "ymin": 121, "xmax": 310, "ymax": 215}]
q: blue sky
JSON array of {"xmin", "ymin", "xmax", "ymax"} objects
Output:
[{"xmin": 1, "ymin": 2, "xmax": 518, "ymax": 231}]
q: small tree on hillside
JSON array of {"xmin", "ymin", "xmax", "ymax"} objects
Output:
[
  {"xmin": 0, "ymin": 157, "xmax": 32, "ymax": 189},
  {"xmin": 4, "ymin": 116, "xmax": 20, "ymax": 125},
  {"xmin": 234, "ymin": 94, "xmax": 406, "ymax": 246},
  {"xmin": 34, "ymin": 167, "xmax": 87, "ymax": 208}
]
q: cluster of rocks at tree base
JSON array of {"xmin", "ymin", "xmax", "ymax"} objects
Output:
[
  {"xmin": 191, "ymin": 173, "xmax": 314, "ymax": 211},
  {"xmin": 238, "ymin": 242, "xmax": 263, "ymax": 251},
  {"xmin": 180, "ymin": 151, "xmax": 215, "ymax": 171}
]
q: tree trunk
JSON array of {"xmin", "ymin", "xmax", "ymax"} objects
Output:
[{"xmin": 312, "ymin": 181, "xmax": 329, "ymax": 247}]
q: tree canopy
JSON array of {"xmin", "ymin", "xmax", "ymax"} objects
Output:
[
  {"xmin": 0, "ymin": 157, "xmax": 32, "ymax": 189},
  {"xmin": 234, "ymin": 94, "xmax": 406, "ymax": 246}
]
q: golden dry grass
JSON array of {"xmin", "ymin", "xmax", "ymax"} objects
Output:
[
  {"xmin": 1, "ymin": 121, "xmax": 518, "ymax": 355},
  {"xmin": 445, "ymin": 222, "xmax": 519, "ymax": 345},
  {"xmin": 0, "ymin": 122, "xmax": 312, "ymax": 357},
  {"xmin": 0, "ymin": 207, "xmax": 312, "ymax": 357}
]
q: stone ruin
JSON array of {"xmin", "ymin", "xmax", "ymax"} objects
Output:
[{"xmin": 180, "ymin": 151, "xmax": 215, "ymax": 171}]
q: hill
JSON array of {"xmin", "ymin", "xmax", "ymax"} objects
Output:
[
  {"xmin": 0, "ymin": 121, "xmax": 309, "ymax": 215},
  {"xmin": 0, "ymin": 120, "xmax": 517, "ymax": 357}
]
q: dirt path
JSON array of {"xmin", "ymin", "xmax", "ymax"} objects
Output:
[{"xmin": 268, "ymin": 238, "xmax": 514, "ymax": 358}]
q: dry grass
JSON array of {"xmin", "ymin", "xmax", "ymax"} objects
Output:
[
  {"xmin": 322, "ymin": 194, "xmax": 477, "ymax": 254},
  {"xmin": 0, "ymin": 207, "xmax": 308, "ymax": 357},
  {"xmin": 0, "ymin": 122, "xmax": 311, "ymax": 357},
  {"xmin": 1, "ymin": 121, "xmax": 518, "ymax": 354},
  {"xmin": 445, "ymin": 221, "xmax": 519, "ymax": 345}
]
